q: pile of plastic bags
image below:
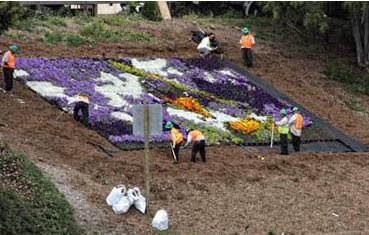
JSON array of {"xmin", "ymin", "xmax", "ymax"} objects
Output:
[{"xmin": 106, "ymin": 185, "xmax": 146, "ymax": 214}]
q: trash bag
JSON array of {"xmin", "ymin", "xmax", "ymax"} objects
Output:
[
  {"xmin": 132, "ymin": 187, "xmax": 146, "ymax": 214},
  {"xmin": 152, "ymin": 209, "xmax": 168, "ymax": 231},
  {"xmin": 112, "ymin": 195, "xmax": 133, "ymax": 214},
  {"xmin": 106, "ymin": 185, "xmax": 127, "ymax": 207},
  {"xmin": 191, "ymin": 31, "xmax": 206, "ymax": 44}
]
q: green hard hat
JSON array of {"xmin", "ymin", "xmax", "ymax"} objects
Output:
[
  {"xmin": 279, "ymin": 109, "xmax": 287, "ymax": 116},
  {"xmin": 165, "ymin": 121, "xmax": 173, "ymax": 129},
  {"xmin": 292, "ymin": 107, "xmax": 299, "ymax": 112},
  {"xmin": 242, "ymin": 27, "xmax": 249, "ymax": 34},
  {"xmin": 9, "ymin": 45, "xmax": 18, "ymax": 53}
]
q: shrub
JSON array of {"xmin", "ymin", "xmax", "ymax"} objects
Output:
[
  {"xmin": 44, "ymin": 16, "xmax": 67, "ymax": 27},
  {"xmin": 42, "ymin": 31, "xmax": 63, "ymax": 44},
  {"xmin": 79, "ymin": 20, "xmax": 119, "ymax": 42},
  {"xmin": 64, "ymin": 33, "xmax": 92, "ymax": 46},
  {"xmin": 121, "ymin": 30, "xmax": 150, "ymax": 42},
  {"xmin": 141, "ymin": 2, "xmax": 161, "ymax": 21},
  {"xmin": 0, "ymin": 2, "xmax": 27, "ymax": 34}
]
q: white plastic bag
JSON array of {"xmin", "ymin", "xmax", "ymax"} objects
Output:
[
  {"xmin": 106, "ymin": 185, "xmax": 126, "ymax": 207},
  {"xmin": 112, "ymin": 195, "xmax": 132, "ymax": 214},
  {"xmin": 152, "ymin": 209, "xmax": 168, "ymax": 231},
  {"xmin": 132, "ymin": 187, "xmax": 146, "ymax": 214}
]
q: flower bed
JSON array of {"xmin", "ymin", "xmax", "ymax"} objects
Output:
[{"xmin": 15, "ymin": 57, "xmax": 314, "ymax": 148}]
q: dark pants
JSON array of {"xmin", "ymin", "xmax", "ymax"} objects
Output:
[
  {"xmin": 191, "ymin": 140, "xmax": 206, "ymax": 162},
  {"xmin": 3, "ymin": 67, "xmax": 14, "ymax": 91},
  {"xmin": 172, "ymin": 141, "xmax": 183, "ymax": 162},
  {"xmin": 280, "ymin": 134, "xmax": 289, "ymax": 155},
  {"xmin": 291, "ymin": 133, "xmax": 301, "ymax": 152},
  {"xmin": 241, "ymin": 48, "xmax": 253, "ymax": 67},
  {"xmin": 73, "ymin": 101, "xmax": 89, "ymax": 127}
]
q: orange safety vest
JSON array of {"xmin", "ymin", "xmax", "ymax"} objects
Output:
[
  {"xmin": 295, "ymin": 113, "xmax": 303, "ymax": 129},
  {"xmin": 3, "ymin": 51, "xmax": 15, "ymax": 69},
  {"xmin": 240, "ymin": 34, "xmax": 254, "ymax": 49},
  {"xmin": 188, "ymin": 130, "xmax": 204, "ymax": 142},
  {"xmin": 170, "ymin": 128, "xmax": 183, "ymax": 144}
]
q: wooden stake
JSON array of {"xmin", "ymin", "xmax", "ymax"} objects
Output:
[{"xmin": 143, "ymin": 104, "xmax": 151, "ymax": 212}]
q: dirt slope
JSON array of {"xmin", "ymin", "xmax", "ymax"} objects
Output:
[{"xmin": 1, "ymin": 18, "xmax": 369, "ymax": 234}]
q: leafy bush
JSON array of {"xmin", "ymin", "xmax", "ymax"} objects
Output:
[
  {"xmin": 0, "ymin": 2, "xmax": 27, "ymax": 34},
  {"xmin": 44, "ymin": 16, "xmax": 67, "ymax": 27},
  {"xmin": 79, "ymin": 20, "xmax": 119, "ymax": 42},
  {"xmin": 221, "ymin": 10, "xmax": 244, "ymax": 19},
  {"xmin": 121, "ymin": 30, "xmax": 150, "ymax": 42},
  {"xmin": 64, "ymin": 33, "xmax": 92, "ymax": 46},
  {"xmin": 42, "ymin": 31, "xmax": 63, "ymax": 44},
  {"xmin": 0, "ymin": 142, "xmax": 83, "ymax": 234},
  {"xmin": 141, "ymin": 2, "xmax": 161, "ymax": 21}
]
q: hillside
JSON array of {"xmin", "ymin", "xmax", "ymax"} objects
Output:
[{"xmin": 1, "ymin": 15, "xmax": 369, "ymax": 234}]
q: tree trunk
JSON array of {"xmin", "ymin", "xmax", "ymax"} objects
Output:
[
  {"xmin": 364, "ymin": 8, "xmax": 369, "ymax": 66},
  {"xmin": 352, "ymin": 12, "xmax": 365, "ymax": 67}
]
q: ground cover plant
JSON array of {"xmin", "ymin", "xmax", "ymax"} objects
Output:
[
  {"xmin": 0, "ymin": 142, "xmax": 82, "ymax": 234},
  {"xmin": 15, "ymin": 57, "xmax": 313, "ymax": 148}
]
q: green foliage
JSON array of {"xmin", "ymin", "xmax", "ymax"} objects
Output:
[
  {"xmin": 80, "ymin": 19, "xmax": 120, "ymax": 42},
  {"xmin": 261, "ymin": 2, "xmax": 329, "ymax": 34},
  {"xmin": 63, "ymin": 33, "xmax": 93, "ymax": 46},
  {"xmin": 220, "ymin": 10, "xmax": 244, "ymax": 19},
  {"xmin": 345, "ymin": 99, "xmax": 366, "ymax": 112},
  {"xmin": 0, "ymin": 2, "xmax": 27, "ymax": 34},
  {"xmin": 0, "ymin": 142, "xmax": 83, "ymax": 234},
  {"xmin": 44, "ymin": 16, "xmax": 67, "ymax": 27},
  {"xmin": 42, "ymin": 31, "xmax": 92, "ymax": 46},
  {"xmin": 323, "ymin": 61, "xmax": 369, "ymax": 96},
  {"xmin": 141, "ymin": 2, "xmax": 161, "ymax": 21},
  {"xmin": 74, "ymin": 11, "xmax": 93, "ymax": 25},
  {"xmin": 42, "ymin": 31, "xmax": 63, "ymax": 44},
  {"xmin": 3, "ymin": 31, "xmax": 30, "ymax": 42}
]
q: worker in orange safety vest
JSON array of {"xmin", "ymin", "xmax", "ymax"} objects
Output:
[
  {"xmin": 165, "ymin": 121, "xmax": 184, "ymax": 163},
  {"xmin": 239, "ymin": 27, "xmax": 255, "ymax": 68},
  {"xmin": 183, "ymin": 129, "xmax": 206, "ymax": 163},
  {"xmin": 73, "ymin": 93, "xmax": 90, "ymax": 127},
  {"xmin": 1, "ymin": 45, "xmax": 18, "ymax": 92},
  {"xmin": 288, "ymin": 107, "xmax": 304, "ymax": 152}
]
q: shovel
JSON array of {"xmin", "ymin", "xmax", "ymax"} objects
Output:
[{"xmin": 169, "ymin": 143, "xmax": 178, "ymax": 162}]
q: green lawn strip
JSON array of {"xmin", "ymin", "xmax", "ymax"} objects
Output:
[{"xmin": 0, "ymin": 142, "xmax": 83, "ymax": 235}]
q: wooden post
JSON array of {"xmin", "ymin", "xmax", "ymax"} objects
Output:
[
  {"xmin": 157, "ymin": 1, "xmax": 171, "ymax": 20},
  {"xmin": 143, "ymin": 104, "xmax": 151, "ymax": 212}
]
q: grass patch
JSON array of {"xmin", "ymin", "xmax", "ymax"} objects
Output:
[
  {"xmin": 0, "ymin": 142, "xmax": 83, "ymax": 234},
  {"xmin": 64, "ymin": 33, "xmax": 93, "ymax": 46},
  {"xmin": 3, "ymin": 30, "xmax": 30, "ymax": 42},
  {"xmin": 13, "ymin": 19, "xmax": 38, "ymax": 32},
  {"xmin": 80, "ymin": 18, "xmax": 150, "ymax": 43},
  {"xmin": 323, "ymin": 61, "xmax": 369, "ymax": 96},
  {"xmin": 42, "ymin": 31, "xmax": 63, "ymax": 44},
  {"xmin": 43, "ymin": 16, "xmax": 67, "ymax": 27},
  {"xmin": 345, "ymin": 99, "xmax": 366, "ymax": 112}
]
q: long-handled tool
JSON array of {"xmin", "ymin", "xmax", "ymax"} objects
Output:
[
  {"xmin": 169, "ymin": 143, "xmax": 178, "ymax": 161},
  {"xmin": 270, "ymin": 120, "xmax": 274, "ymax": 148}
]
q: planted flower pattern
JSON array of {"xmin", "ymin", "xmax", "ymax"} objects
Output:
[{"xmin": 15, "ymin": 57, "xmax": 313, "ymax": 147}]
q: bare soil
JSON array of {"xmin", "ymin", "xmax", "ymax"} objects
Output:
[{"xmin": 1, "ymin": 18, "xmax": 369, "ymax": 234}]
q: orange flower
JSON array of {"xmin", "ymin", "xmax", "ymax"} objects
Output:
[
  {"xmin": 171, "ymin": 97, "xmax": 210, "ymax": 118},
  {"xmin": 228, "ymin": 118, "xmax": 261, "ymax": 134}
]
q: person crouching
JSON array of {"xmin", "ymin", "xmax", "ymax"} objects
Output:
[
  {"xmin": 165, "ymin": 121, "xmax": 184, "ymax": 164},
  {"xmin": 183, "ymin": 129, "xmax": 206, "ymax": 163},
  {"xmin": 73, "ymin": 94, "xmax": 89, "ymax": 127}
]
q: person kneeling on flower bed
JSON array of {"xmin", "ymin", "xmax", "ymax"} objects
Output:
[
  {"xmin": 183, "ymin": 129, "xmax": 206, "ymax": 163},
  {"xmin": 274, "ymin": 109, "xmax": 289, "ymax": 155},
  {"xmin": 73, "ymin": 94, "xmax": 90, "ymax": 127},
  {"xmin": 165, "ymin": 121, "xmax": 183, "ymax": 164}
]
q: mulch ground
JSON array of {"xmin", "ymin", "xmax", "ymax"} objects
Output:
[{"xmin": 0, "ymin": 18, "xmax": 369, "ymax": 234}]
